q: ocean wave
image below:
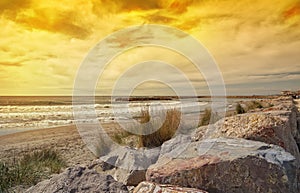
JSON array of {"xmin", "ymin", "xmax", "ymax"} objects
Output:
[{"xmin": 0, "ymin": 101, "xmax": 208, "ymax": 134}]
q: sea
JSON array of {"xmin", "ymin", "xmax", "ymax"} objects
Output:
[{"xmin": 0, "ymin": 96, "xmax": 247, "ymax": 136}]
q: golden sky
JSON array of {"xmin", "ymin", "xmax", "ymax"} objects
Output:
[{"xmin": 0, "ymin": 0, "xmax": 299, "ymax": 96}]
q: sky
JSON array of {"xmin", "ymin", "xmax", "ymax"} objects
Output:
[{"xmin": 0, "ymin": 0, "xmax": 299, "ymax": 96}]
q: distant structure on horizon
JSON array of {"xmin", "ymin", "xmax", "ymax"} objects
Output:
[{"xmin": 281, "ymin": 90, "xmax": 300, "ymax": 99}]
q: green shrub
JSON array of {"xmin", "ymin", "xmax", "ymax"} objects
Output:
[
  {"xmin": 21, "ymin": 149, "xmax": 66, "ymax": 173},
  {"xmin": 0, "ymin": 149, "xmax": 65, "ymax": 192}
]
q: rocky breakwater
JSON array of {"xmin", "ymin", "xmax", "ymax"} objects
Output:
[
  {"xmin": 26, "ymin": 97, "xmax": 300, "ymax": 192},
  {"xmin": 146, "ymin": 136, "xmax": 298, "ymax": 193},
  {"xmin": 193, "ymin": 97, "xmax": 300, "ymax": 163},
  {"xmin": 147, "ymin": 97, "xmax": 300, "ymax": 193},
  {"xmin": 295, "ymin": 99, "xmax": 300, "ymax": 148}
]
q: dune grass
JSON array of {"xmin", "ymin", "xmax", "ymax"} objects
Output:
[
  {"xmin": 236, "ymin": 103, "xmax": 246, "ymax": 114},
  {"xmin": 111, "ymin": 108, "xmax": 182, "ymax": 148},
  {"xmin": 0, "ymin": 149, "xmax": 66, "ymax": 192},
  {"xmin": 138, "ymin": 108, "xmax": 181, "ymax": 148},
  {"xmin": 247, "ymin": 101, "xmax": 263, "ymax": 110},
  {"xmin": 199, "ymin": 108, "xmax": 221, "ymax": 126},
  {"xmin": 112, "ymin": 107, "xmax": 224, "ymax": 148}
]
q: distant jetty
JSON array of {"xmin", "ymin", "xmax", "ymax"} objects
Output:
[
  {"xmin": 281, "ymin": 90, "xmax": 300, "ymax": 99},
  {"xmin": 113, "ymin": 95, "xmax": 274, "ymax": 102}
]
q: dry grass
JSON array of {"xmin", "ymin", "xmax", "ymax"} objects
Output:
[
  {"xmin": 199, "ymin": 108, "xmax": 221, "ymax": 126},
  {"xmin": 244, "ymin": 101, "xmax": 263, "ymax": 111},
  {"xmin": 112, "ymin": 130, "xmax": 132, "ymax": 145},
  {"xmin": 236, "ymin": 103, "xmax": 246, "ymax": 114},
  {"xmin": 110, "ymin": 108, "xmax": 182, "ymax": 148},
  {"xmin": 138, "ymin": 108, "xmax": 181, "ymax": 148}
]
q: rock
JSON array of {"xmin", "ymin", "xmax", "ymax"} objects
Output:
[
  {"xmin": 146, "ymin": 137, "xmax": 300, "ymax": 193},
  {"xmin": 159, "ymin": 134, "xmax": 192, "ymax": 156},
  {"xmin": 100, "ymin": 146, "xmax": 160, "ymax": 186},
  {"xmin": 113, "ymin": 168, "xmax": 147, "ymax": 187},
  {"xmin": 193, "ymin": 98, "xmax": 300, "ymax": 163},
  {"xmin": 88, "ymin": 159, "xmax": 115, "ymax": 171},
  {"xmin": 133, "ymin": 181, "xmax": 208, "ymax": 193},
  {"xmin": 298, "ymin": 115, "xmax": 300, "ymax": 137},
  {"xmin": 294, "ymin": 101, "xmax": 300, "ymax": 152},
  {"xmin": 25, "ymin": 166, "xmax": 128, "ymax": 193}
]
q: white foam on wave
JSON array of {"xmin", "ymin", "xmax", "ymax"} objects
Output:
[{"xmin": 0, "ymin": 100, "xmax": 208, "ymax": 135}]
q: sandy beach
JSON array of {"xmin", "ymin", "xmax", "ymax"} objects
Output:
[{"xmin": 0, "ymin": 124, "xmax": 106, "ymax": 167}]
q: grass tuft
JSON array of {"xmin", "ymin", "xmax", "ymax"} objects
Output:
[
  {"xmin": 138, "ymin": 108, "xmax": 181, "ymax": 148},
  {"xmin": 112, "ymin": 130, "xmax": 133, "ymax": 145},
  {"xmin": 199, "ymin": 108, "xmax": 220, "ymax": 126},
  {"xmin": 236, "ymin": 103, "xmax": 246, "ymax": 114},
  {"xmin": 111, "ymin": 108, "xmax": 182, "ymax": 148},
  {"xmin": 0, "ymin": 149, "xmax": 66, "ymax": 192},
  {"xmin": 246, "ymin": 101, "xmax": 263, "ymax": 111}
]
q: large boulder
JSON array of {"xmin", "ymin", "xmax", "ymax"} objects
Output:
[
  {"xmin": 298, "ymin": 115, "xmax": 300, "ymax": 140},
  {"xmin": 133, "ymin": 181, "xmax": 208, "ymax": 193},
  {"xmin": 264, "ymin": 97, "xmax": 300, "ymax": 145},
  {"xmin": 146, "ymin": 136, "xmax": 300, "ymax": 193},
  {"xmin": 25, "ymin": 166, "xmax": 128, "ymax": 193},
  {"xmin": 99, "ymin": 146, "xmax": 160, "ymax": 186},
  {"xmin": 193, "ymin": 98, "xmax": 300, "ymax": 163}
]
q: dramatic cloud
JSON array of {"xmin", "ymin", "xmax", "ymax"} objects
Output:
[
  {"xmin": 0, "ymin": 61, "xmax": 23, "ymax": 67},
  {"xmin": 0, "ymin": 0, "xmax": 32, "ymax": 13},
  {"xmin": 0, "ymin": 0, "xmax": 299, "ymax": 95}
]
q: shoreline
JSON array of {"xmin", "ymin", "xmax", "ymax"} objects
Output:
[
  {"xmin": 0, "ymin": 124, "xmax": 76, "ymax": 137},
  {"xmin": 0, "ymin": 124, "xmax": 77, "ymax": 142}
]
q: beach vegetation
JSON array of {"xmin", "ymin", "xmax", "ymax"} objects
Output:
[
  {"xmin": 112, "ymin": 130, "xmax": 133, "ymax": 146},
  {"xmin": 252, "ymin": 101, "xmax": 263, "ymax": 109},
  {"xmin": 244, "ymin": 100, "xmax": 263, "ymax": 112},
  {"xmin": 138, "ymin": 108, "xmax": 181, "ymax": 148},
  {"xmin": 236, "ymin": 103, "xmax": 246, "ymax": 114},
  {"xmin": 0, "ymin": 149, "xmax": 65, "ymax": 192},
  {"xmin": 199, "ymin": 108, "xmax": 220, "ymax": 126},
  {"xmin": 111, "ymin": 108, "xmax": 182, "ymax": 148}
]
